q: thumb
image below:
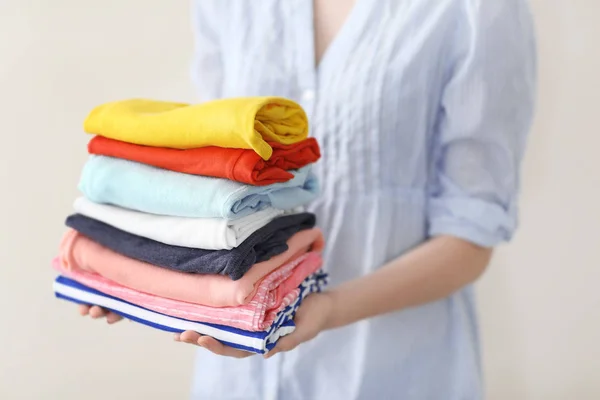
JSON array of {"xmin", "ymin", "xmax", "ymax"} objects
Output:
[
  {"xmin": 264, "ymin": 332, "xmax": 300, "ymax": 359},
  {"xmin": 264, "ymin": 297, "xmax": 319, "ymax": 359},
  {"xmin": 275, "ymin": 333, "xmax": 301, "ymax": 352}
]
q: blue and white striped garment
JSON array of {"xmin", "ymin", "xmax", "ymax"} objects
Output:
[{"xmin": 53, "ymin": 272, "xmax": 328, "ymax": 354}]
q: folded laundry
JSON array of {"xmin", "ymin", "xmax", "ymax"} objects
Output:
[
  {"xmin": 65, "ymin": 213, "xmax": 316, "ymax": 280},
  {"xmin": 53, "ymin": 96, "xmax": 324, "ymax": 355},
  {"xmin": 53, "ymin": 272, "xmax": 328, "ymax": 354},
  {"xmin": 53, "ymin": 251, "xmax": 322, "ymax": 330},
  {"xmin": 59, "ymin": 227, "xmax": 323, "ymax": 306},
  {"xmin": 83, "ymin": 97, "xmax": 308, "ymax": 160},
  {"xmin": 216, "ymin": 229, "xmax": 325, "ymax": 305},
  {"xmin": 88, "ymin": 136, "xmax": 320, "ymax": 186},
  {"xmin": 79, "ymin": 155, "xmax": 318, "ymax": 219},
  {"xmin": 73, "ymin": 197, "xmax": 292, "ymax": 250}
]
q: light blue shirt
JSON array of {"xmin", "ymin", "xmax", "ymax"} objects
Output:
[
  {"xmin": 79, "ymin": 156, "xmax": 318, "ymax": 219},
  {"xmin": 189, "ymin": 0, "xmax": 536, "ymax": 399}
]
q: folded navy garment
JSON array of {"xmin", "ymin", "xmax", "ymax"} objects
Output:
[{"xmin": 65, "ymin": 212, "xmax": 316, "ymax": 280}]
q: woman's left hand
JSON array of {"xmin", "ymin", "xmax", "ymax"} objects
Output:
[{"xmin": 173, "ymin": 292, "xmax": 334, "ymax": 359}]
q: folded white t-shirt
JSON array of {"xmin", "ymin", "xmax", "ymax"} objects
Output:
[{"xmin": 73, "ymin": 197, "xmax": 290, "ymax": 250}]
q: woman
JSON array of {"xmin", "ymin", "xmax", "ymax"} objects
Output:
[{"xmin": 81, "ymin": 0, "xmax": 536, "ymax": 398}]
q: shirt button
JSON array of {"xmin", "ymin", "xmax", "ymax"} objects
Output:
[{"xmin": 302, "ymin": 89, "xmax": 315, "ymax": 101}]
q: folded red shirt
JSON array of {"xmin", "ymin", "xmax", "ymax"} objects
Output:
[{"xmin": 87, "ymin": 136, "xmax": 320, "ymax": 186}]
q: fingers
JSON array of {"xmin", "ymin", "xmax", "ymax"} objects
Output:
[
  {"xmin": 178, "ymin": 330, "xmax": 202, "ymax": 344},
  {"xmin": 197, "ymin": 336, "xmax": 253, "ymax": 358},
  {"xmin": 80, "ymin": 305, "xmax": 123, "ymax": 324},
  {"xmin": 88, "ymin": 305, "xmax": 108, "ymax": 319},
  {"xmin": 79, "ymin": 304, "xmax": 91, "ymax": 316},
  {"xmin": 263, "ymin": 296, "xmax": 326, "ymax": 359},
  {"xmin": 264, "ymin": 335, "xmax": 299, "ymax": 359},
  {"xmin": 106, "ymin": 312, "xmax": 123, "ymax": 324},
  {"xmin": 179, "ymin": 331, "xmax": 202, "ymax": 344},
  {"xmin": 174, "ymin": 331, "xmax": 252, "ymax": 358},
  {"xmin": 264, "ymin": 313, "xmax": 311, "ymax": 359}
]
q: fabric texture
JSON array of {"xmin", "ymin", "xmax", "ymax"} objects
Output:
[
  {"xmin": 53, "ymin": 272, "xmax": 328, "ymax": 354},
  {"xmin": 73, "ymin": 197, "xmax": 291, "ymax": 250},
  {"xmin": 60, "ymin": 226, "xmax": 323, "ymax": 307},
  {"xmin": 88, "ymin": 136, "xmax": 320, "ymax": 186},
  {"xmin": 65, "ymin": 213, "xmax": 316, "ymax": 280},
  {"xmin": 217, "ymin": 229, "xmax": 325, "ymax": 305},
  {"xmin": 189, "ymin": 1, "xmax": 537, "ymax": 399},
  {"xmin": 83, "ymin": 97, "xmax": 309, "ymax": 160},
  {"xmin": 79, "ymin": 155, "xmax": 319, "ymax": 219},
  {"xmin": 59, "ymin": 230, "xmax": 320, "ymax": 307},
  {"xmin": 53, "ymin": 252, "xmax": 323, "ymax": 330}
]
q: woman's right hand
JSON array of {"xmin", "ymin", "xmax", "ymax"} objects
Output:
[{"xmin": 78, "ymin": 304, "xmax": 123, "ymax": 324}]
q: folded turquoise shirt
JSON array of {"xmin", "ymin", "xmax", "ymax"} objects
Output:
[{"xmin": 79, "ymin": 155, "xmax": 319, "ymax": 219}]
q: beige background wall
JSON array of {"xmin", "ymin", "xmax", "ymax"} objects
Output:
[{"xmin": 0, "ymin": 1, "xmax": 598, "ymax": 399}]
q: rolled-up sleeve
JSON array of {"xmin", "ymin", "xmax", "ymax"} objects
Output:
[{"xmin": 427, "ymin": 0, "xmax": 537, "ymax": 247}]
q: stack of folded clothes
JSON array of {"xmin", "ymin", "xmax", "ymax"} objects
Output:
[{"xmin": 52, "ymin": 97, "xmax": 327, "ymax": 354}]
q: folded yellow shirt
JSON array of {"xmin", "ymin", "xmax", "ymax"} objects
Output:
[{"xmin": 83, "ymin": 97, "xmax": 309, "ymax": 160}]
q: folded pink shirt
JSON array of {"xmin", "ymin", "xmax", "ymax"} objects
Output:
[
  {"xmin": 52, "ymin": 251, "xmax": 323, "ymax": 331},
  {"xmin": 59, "ymin": 228, "xmax": 324, "ymax": 307}
]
